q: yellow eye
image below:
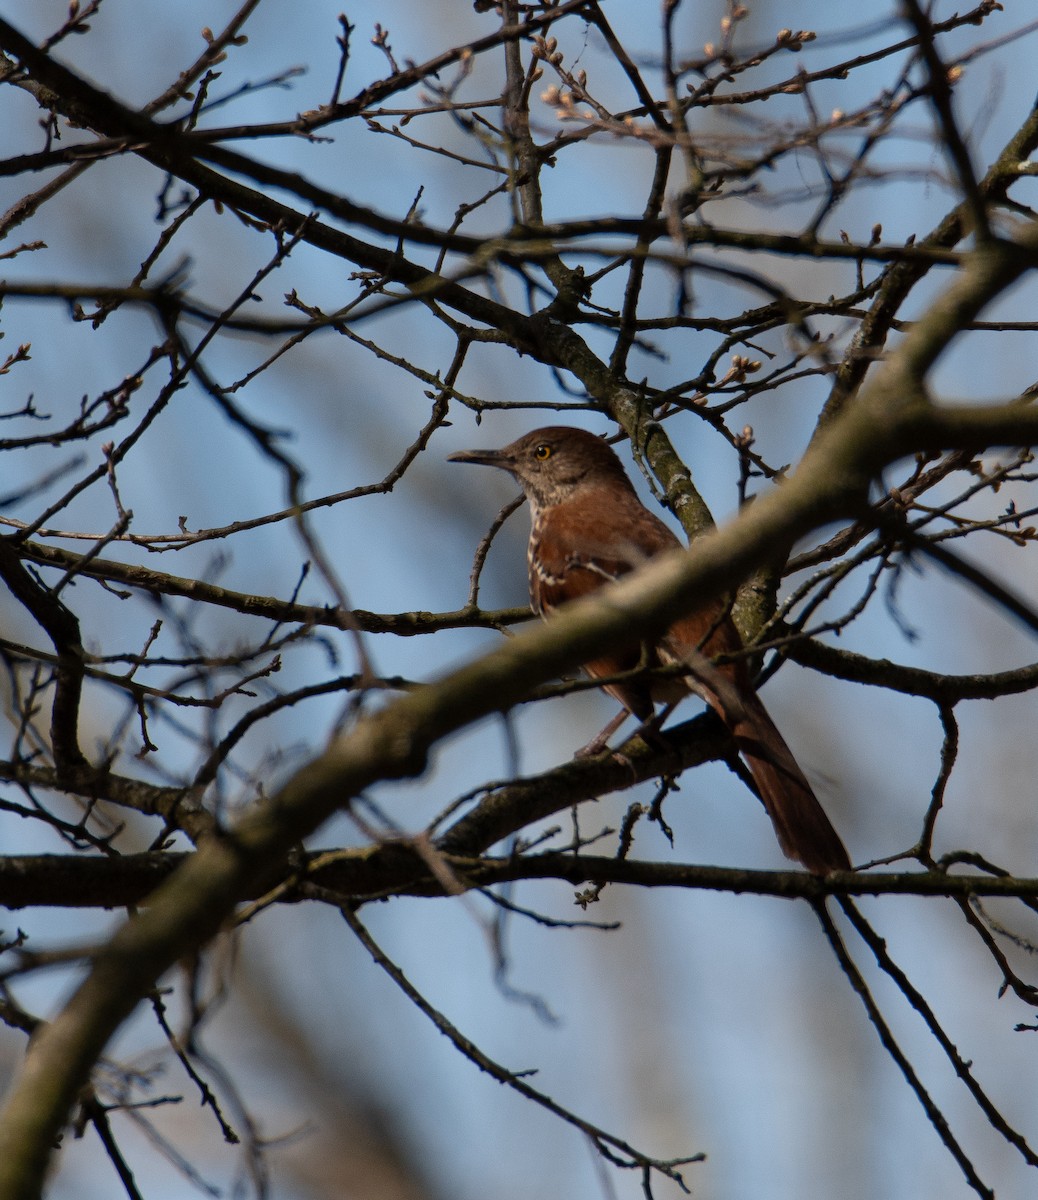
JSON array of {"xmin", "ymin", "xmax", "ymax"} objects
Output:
[{"xmin": 534, "ymin": 443, "xmax": 552, "ymax": 460}]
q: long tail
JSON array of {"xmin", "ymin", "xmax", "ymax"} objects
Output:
[{"xmin": 729, "ymin": 695, "xmax": 850, "ymax": 875}]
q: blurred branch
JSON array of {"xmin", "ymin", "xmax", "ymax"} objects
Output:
[{"xmin": 339, "ymin": 903, "xmax": 704, "ymax": 1192}]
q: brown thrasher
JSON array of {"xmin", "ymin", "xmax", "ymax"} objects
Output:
[{"xmin": 449, "ymin": 425, "xmax": 850, "ymax": 875}]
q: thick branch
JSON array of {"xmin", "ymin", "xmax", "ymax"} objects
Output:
[
  {"xmin": 787, "ymin": 638, "xmax": 1038, "ymax": 704},
  {"xmin": 0, "ymin": 540, "xmax": 86, "ymax": 770},
  {"xmin": 2, "ymin": 850, "xmax": 1037, "ymax": 909}
]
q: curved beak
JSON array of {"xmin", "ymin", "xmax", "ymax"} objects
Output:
[{"xmin": 447, "ymin": 447, "xmax": 515, "ymax": 471}]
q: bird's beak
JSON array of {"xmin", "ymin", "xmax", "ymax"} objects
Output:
[{"xmin": 447, "ymin": 447, "xmax": 514, "ymax": 470}]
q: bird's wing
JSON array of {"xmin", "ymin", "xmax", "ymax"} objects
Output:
[{"xmin": 530, "ymin": 490, "xmax": 680, "ymax": 619}]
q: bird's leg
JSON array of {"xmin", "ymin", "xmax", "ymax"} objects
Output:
[
  {"xmin": 574, "ymin": 708, "xmax": 631, "ymax": 758},
  {"xmin": 574, "ymin": 701, "xmax": 679, "ymax": 760},
  {"xmin": 575, "ymin": 647, "xmax": 677, "ymax": 759}
]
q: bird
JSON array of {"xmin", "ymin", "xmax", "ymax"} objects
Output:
[{"xmin": 449, "ymin": 425, "xmax": 850, "ymax": 875}]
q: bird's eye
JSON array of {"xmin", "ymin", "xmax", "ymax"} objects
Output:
[{"xmin": 534, "ymin": 443, "xmax": 552, "ymax": 461}]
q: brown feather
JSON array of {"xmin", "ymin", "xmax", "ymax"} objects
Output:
[{"xmin": 451, "ymin": 426, "xmax": 851, "ymax": 874}]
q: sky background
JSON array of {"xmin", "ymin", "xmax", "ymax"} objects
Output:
[{"xmin": 2, "ymin": 2, "xmax": 1038, "ymax": 1198}]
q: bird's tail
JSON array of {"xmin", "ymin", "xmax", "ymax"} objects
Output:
[
  {"xmin": 729, "ymin": 695, "xmax": 850, "ymax": 875},
  {"xmin": 659, "ymin": 630, "xmax": 850, "ymax": 874}
]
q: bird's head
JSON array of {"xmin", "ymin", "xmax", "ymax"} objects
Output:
[{"xmin": 448, "ymin": 425, "xmax": 633, "ymax": 511}]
